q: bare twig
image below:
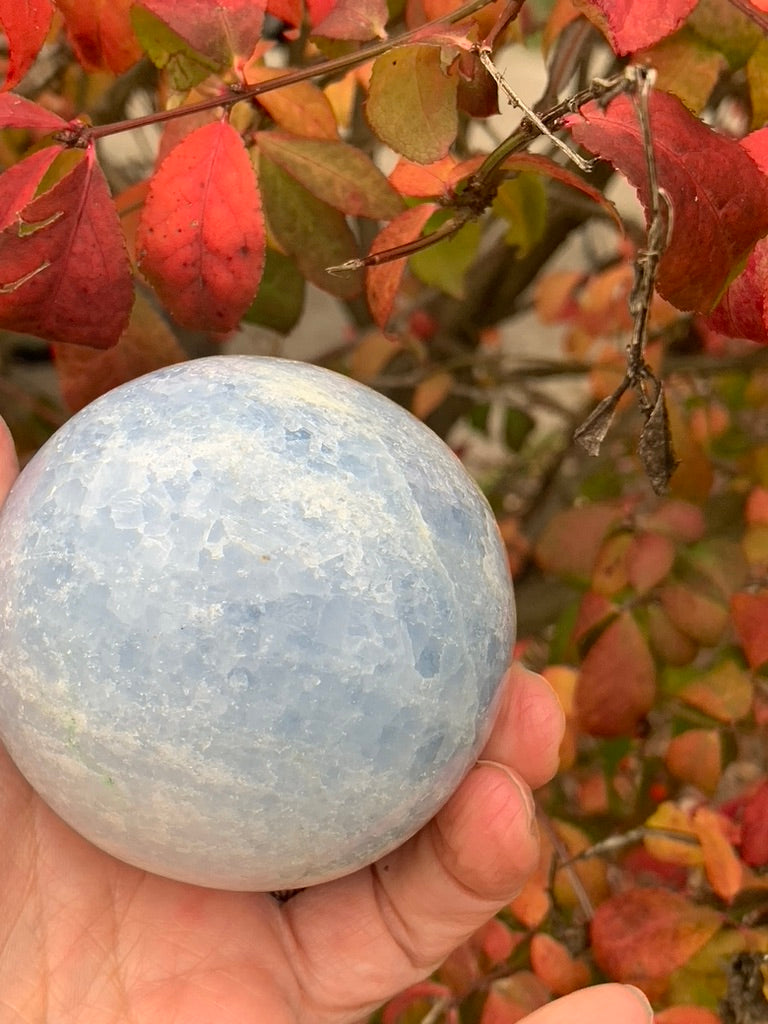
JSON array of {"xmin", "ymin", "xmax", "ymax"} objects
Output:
[
  {"xmin": 476, "ymin": 47, "xmax": 595, "ymax": 171},
  {"xmin": 574, "ymin": 66, "xmax": 679, "ymax": 494}
]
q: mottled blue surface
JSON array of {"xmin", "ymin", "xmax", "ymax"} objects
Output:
[{"xmin": 0, "ymin": 356, "xmax": 515, "ymax": 890}]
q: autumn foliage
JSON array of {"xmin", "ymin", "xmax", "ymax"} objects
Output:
[{"xmin": 1, "ymin": 0, "xmax": 768, "ymax": 1022}]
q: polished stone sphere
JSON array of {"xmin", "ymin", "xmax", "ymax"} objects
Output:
[{"xmin": 0, "ymin": 356, "xmax": 515, "ymax": 891}]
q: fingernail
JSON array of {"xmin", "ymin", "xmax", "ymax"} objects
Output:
[
  {"xmin": 623, "ymin": 985, "xmax": 654, "ymax": 1021},
  {"xmin": 475, "ymin": 760, "xmax": 536, "ymax": 833}
]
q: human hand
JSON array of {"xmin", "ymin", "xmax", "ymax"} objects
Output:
[{"xmin": 0, "ymin": 416, "xmax": 651, "ymax": 1024}]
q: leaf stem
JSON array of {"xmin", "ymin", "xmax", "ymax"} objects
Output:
[{"xmin": 88, "ymin": 0, "xmax": 498, "ymax": 141}]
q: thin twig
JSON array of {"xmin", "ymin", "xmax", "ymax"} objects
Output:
[
  {"xmin": 476, "ymin": 47, "xmax": 595, "ymax": 171},
  {"xmin": 86, "ymin": 0, "xmax": 498, "ymax": 141}
]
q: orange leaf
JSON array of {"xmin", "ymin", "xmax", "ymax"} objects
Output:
[
  {"xmin": 659, "ymin": 582, "xmax": 728, "ymax": 647},
  {"xmin": 530, "ymin": 933, "xmax": 591, "ymax": 996},
  {"xmin": 645, "ymin": 802, "xmax": 703, "ymax": 867},
  {"xmin": 347, "ymin": 330, "xmax": 403, "ymax": 382},
  {"xmin": 388, "ymin": 154, "xmax": 460, "ymax": 198},
  {"xmin": 692, "ymin": 806, "xmax": 744, "ymax": 903},
  {"xmin": 655, "ymin": 1008, "xmax": 721, "ymax": 1024},
  {"xmin": 664, "ymin": 729, "xmax": 721, "ymax": 794},
  {"xmin": 137, "ymin": 121, "xmax": 265, "ymax": 332},
  {"xmin": 411, "ymin": 371, "xmax": 453, "ymax": 420},
  {"xmin": 57, "ymin": 0, "xmax": 141, "ymax": 74},
  {"xmin": 731, "ymin": 592, "xmax": 768, "ymax": 670},
  {"xmin": 575, "ymin": 611, "xmax": 656, "ymax": 736},
  {"xmin": 366, "ymin": 203, "xmax": 438, "ymax": 329},
  {"xmin": 627, "ymin": 531, "xmax": 676, "ymax": 594},
  {"xmin": 590, "ymin": 888, "xmax": 722, "ymax": 999},
  {"xmin": 243, "ymin": 64, "xmax": 339, "ymax": 140},
  {"xmin": 679, "ymin": 659, "xmax": 754, "ymax": 723}
]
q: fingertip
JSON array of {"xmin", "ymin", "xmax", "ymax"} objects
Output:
[
  {"xmin": 0, "ymin": 416, "xmax": 19, "ymax": 505},
  {"xmin": 482, "ymin": 665, "xmax": 565, "ymax": 789},
  {"xmin": 521, "ymin": 984, "xmax": 653, "ymax": 1024}
]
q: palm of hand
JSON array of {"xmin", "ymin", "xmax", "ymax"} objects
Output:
[{"xmin": 0, "ymin": 669, "xmax": 552, "ymax": 1024}]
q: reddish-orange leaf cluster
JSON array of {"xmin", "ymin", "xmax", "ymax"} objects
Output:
[{"xmin": 565, "ymin": 91, "xmax": 768, "ymax": 314}]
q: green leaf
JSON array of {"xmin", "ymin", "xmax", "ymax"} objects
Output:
[
  {"xmin": 504, "ymin": 407, "xmax": 535, "ymax": 450},
  {"xmin": 366, "ymin": 44, "xmax": 458, "ymax": 164},
  {"xmin": 688, "ymin": 0, "xmax": 762, "ymax": 68},
  {"xmin": 255, "ymin": 132, "xmax": 403, "ymax": 220},
  {"xmin": 409, "ymin": 217, "xmax": 481, "ymax": 298},
  {"xmin": 258, "ymin": 153, "xmax": 362, "ymax": 300},
  {"xmin": 245, "ymin": 248, "xmax": 305, "ymax": 334},
  {"xmin": 493, "ymin": 173, "xmax": 547, "ymax": 256},
  {"xmin": 131, "ymin": 7, "xmax": 217, "ymax": 91}
]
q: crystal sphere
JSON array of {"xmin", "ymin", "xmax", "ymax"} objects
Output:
[{"xmin": 0, "ymin": 356, "xmax": 515, "ymax": 890}]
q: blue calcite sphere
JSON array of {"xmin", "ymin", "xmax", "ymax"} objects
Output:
[{"xmin": 0, "ymin": 356, "xmax": 515, "ymax": 891}]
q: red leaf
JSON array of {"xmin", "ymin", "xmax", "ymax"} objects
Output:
[
  {"xmin": 706, "ymin": 126, "xmax": 768, "ymax": 343},
  {"xmin": 0, "ymin": 149, "xmax": 133, "ymax": 348},
  {"xmin": 0, "ymin": 94, "xmax": 66, "ymax": 132},
  {"xmin": 366, "ymin": 203, "xmax": 438, "ymax": 329},
  {"xmin": 730, "ymin": 591, "xmax": 768, "ymax": 669},
  {"xmin": 312, "ymin": 0, "xmax": 388, "ymax": 40},
  {"xmin": 0, "ymin": 146, "xmax": 62, "ymax": 228},
  {"xmin": 627, "ymin": 531, "xmax": 676, "ymax": 594},
  {"xmin": 56, "ymin": 0, "xmax": 142, "ymax": 74},
  {"xmin": 659, "ymin": 581, "xmax": 729, "ymax": 647},
  {"xmin": 638, "ymin": 499, "xmax": 705, "ymax": 543},
  {"xmin": 655, "ymin": 1009, "xmax": 721, "ymax": 1024},
  {"xmin": 136, "ymin": 0, "xmax": 266, "ymax": 65},
  {"xmin": 52, "ymin": 293, "xmax": 186, "ymax": 412},
  {"xmin": 0, "ymin": 0, "xmax": 54, "ymax": 92},
  {"xmin": 591, "ymin": 888, "xmax": 722, "ymax": 998},
  {"xmin": 741, "ymin": 779, "xmax": 768, "ymax": 868},
  {"xmin": 137, "ymin": 120, "xmax": 265, "ymax": 332},
  {"xmin": 534, "ymin": 501, "xmax": 629, "ymax": 582},
  {"xmin": 575, "ymin": 611, "xmax": 656, "ymax": 736},
  {"xmin": 564, "ymin": 91, "xmax": 768, "ymax": 313},
  {"xmin": 664, "ymin": 729, "xmax": 721, "ymax": 794},
  {"xmin": 382, "ymin": 982, "xmax": 457, "ymax": 1024},
  {"xmin": 573, "ymin": 0, "xmax": 698, "ymax": 55}
]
